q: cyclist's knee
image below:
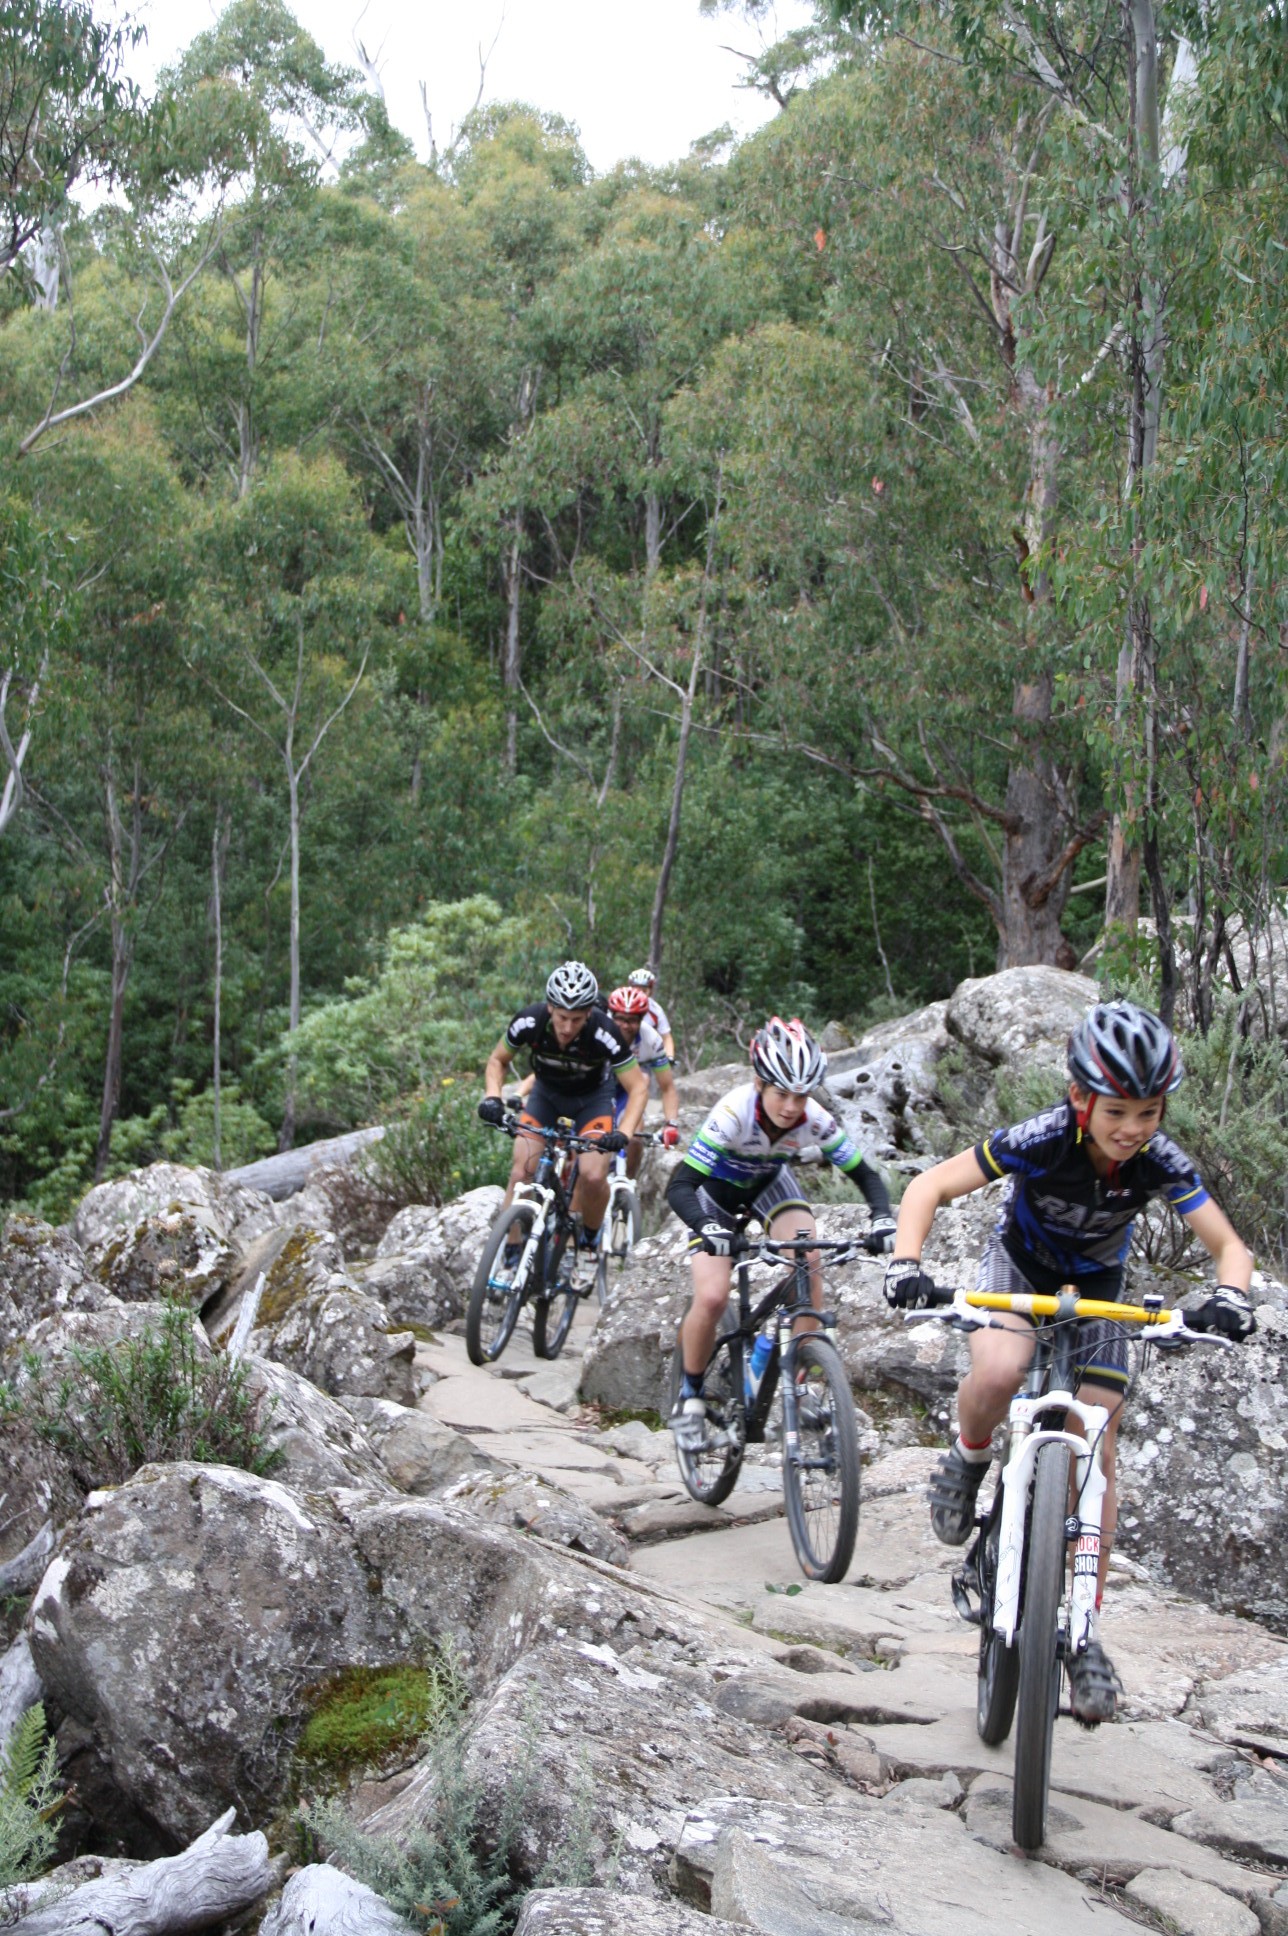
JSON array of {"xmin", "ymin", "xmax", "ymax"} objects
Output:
[{"xmin": 579, "ymin": 1151, "xmax": 611, "ymax": 1185}]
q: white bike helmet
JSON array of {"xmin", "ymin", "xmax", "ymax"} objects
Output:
[
  {"xmin": 546, "ymin": 960, "xmax": 599, "ymax": 1011},
  {"xmin": 750, "ymin": 1015, "xmax": 826, "ymax": 1093},
  {"xmin": 628, "ymin": 967, "xmax": 656, "ymax": 992}
]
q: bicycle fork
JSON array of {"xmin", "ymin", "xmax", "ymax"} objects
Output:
[
  {"xmin": 490, "ymin": 1184, "xmax": 553, "ymax": 1291},
  {"xmin": 992, "ymin": 1392, "xmax": 1110, "ymax": 1656}
]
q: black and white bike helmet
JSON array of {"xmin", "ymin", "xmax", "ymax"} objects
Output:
[
  {"xmin": 546, "ymin": 960, "xmax": 599, "ymax": 1011},
  {"xmin": 1067, "ymin": 1000, "xmax": 1182, "ymax": 1100},
  {"xmin": 750, "ymin": 1015, "xmax": 826, "ymax": 1094}
]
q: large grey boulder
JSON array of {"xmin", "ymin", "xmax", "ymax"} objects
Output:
[
  {"xmin": 360, "ymin": 1186, "xmax": 504, "ymax": 1328},
  {"xmin": 341, "ymin": 1396, "xmax": 503, "ymax": 1494},
  {"xmin": 1188, "ymin": 1657, "xmax": 1288, "ymax": 1751},
  {"xmin": 364, "ymin": 1635, "xmax": 841, "ymax": 1896},
  {"xmin": 577, "ymin": 1227, "xmax": 690, "ymax": 1415},
  {"xmin": 1117, "ymin": 1308, "xmax": 1288, "ymax": 1633},
  {"xmin": 248, "ymin": 1226, "xmax": 420, "ymax": 1406},
  {"xmin": 946, "ymin": 966, "xmax": 1096, "ymax": 1078},
  {"xmin": 28, "ymin": 1466, "xmax": 666, "ymax": 1845},
  {"xmin": 0, "ymin": 1214, "xmax": 108, "ymax": 1351},
  {"xmin": 515, "ymin": 1892, "xmax": 748, "ymax": 1936},
  {"xmin": 82, "ymin": 1206, "xmax": 243, "ymax": 1310},
  {"xmin": 436, "ymin": 1470, "xmax": 631, "ymax": 1567},
  {"xmin": 246, "ymin": 1359, "xmax": 395, "ymax": 1495},
  {"xmin": 71, "ymin": 1163, "xmax": 278, "ymax": 1259},
  {"xmin": 825, "ymin": 999, "xmax": 952, "ymax": 1162}
]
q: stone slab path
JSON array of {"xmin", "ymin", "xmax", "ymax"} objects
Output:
[{"xmin": 415, "ymin": 1309, "xmax": 1288, "ymax": 1936}]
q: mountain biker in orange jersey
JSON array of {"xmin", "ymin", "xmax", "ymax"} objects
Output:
[
  {"xmin": 665, "ymin": 1016, "xmax": 895, "ymax": 1451},
  {"xmin": 606, "ymin": 984, "xmax": 681, "ymax": 1177},
  {"xmin": 480, "ymin": 960, "xmax": 649, "ymax": 1250},
  {"xmin": 885, "ymin": 999, "xmax": 1255, "ymax": 1726}
]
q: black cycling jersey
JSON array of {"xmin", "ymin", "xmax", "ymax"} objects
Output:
[
  {"xmin": 505, "ymin": 1003, "xmax": 637, "ymax": 1096},
  {"xmin": 975, "ymin": 1100, "xmax": 1209, "ymax": 1280}
]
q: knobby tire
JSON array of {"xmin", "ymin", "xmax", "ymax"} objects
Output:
[
  {"xmin": 1012, "ymin": 1441, "xmax": 1070, "ymax": 1850},
  {"xmin": 976, "ymin": 1494, "xmax": 1020, "ymax": 1746},
  {"xmin": 594, "ymin": 1192, "xmax": 641, "ymax": 1307},
  {"xmin": 781, "ymin": 1335, "xmax": 860, "ymax": 1584},
  {"xmin": 466, "ymin": 1201, "xmax": 535, "ymax": 1366},
  {"xmin": 668, "ymin": 1321, "xmax": 744, "ymax": 1507},
  {"xmin": 532, "ymin": 1223, "xmax": 578, "ymax": 1359}
]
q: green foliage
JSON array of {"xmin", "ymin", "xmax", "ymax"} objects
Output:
[
  {"xmin": 285, "ymin": 898, "xmax": 556, "ymax": 1128},
  {"xmin": 1164, "ymin": 1006, "xmax": 1288, "ymax": 1273},
  {"xmin": 8, "ymin": 1301, "xmax": 281, "ymax": 1495},
  {"xmin": 302, "ymin": 1685, "xmax": 605, "ymax": 1936},
  {"xmin": 369, "ymin": 1084, "xmax": 511, "ymax": 1210},
  {"xmin": 297, "ymin": 1662, "xmax": 462, "ymax": 1779},
  {"xmin": 0, "ymin": 1704, "xmax": 62, "ymax": 1897}
]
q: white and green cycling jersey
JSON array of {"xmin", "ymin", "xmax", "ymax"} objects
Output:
[{"xmin": 685, "ymin": 1081, "xmax": 864, "ymax": 1194}]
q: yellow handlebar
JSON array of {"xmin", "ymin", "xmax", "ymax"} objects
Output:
[{"xmin": 962, "ymin": 1290, "xmax": 1176, "ymax": 1326}]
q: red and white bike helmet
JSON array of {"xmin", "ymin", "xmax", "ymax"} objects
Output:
[
  {"xmin": 608, "ymin": 984, "xmax": 651, "ymax": 1018},
  {"xmin": 750, "ymin": 1016, "xmax": 826, "ymax": 1094}
]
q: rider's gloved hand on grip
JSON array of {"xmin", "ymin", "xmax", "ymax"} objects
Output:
[
  {"xmin": 1189, "ymin": 1285, "xmax": 1257, "ymax": 1340},
  {"xmin": 599, "ymin": 1129, "xmax": 629, "ymax": 1154},
  {"xmin": 866, "ymin": 1215, "xmax": 897, "ymax": 1255},
  {"xmin": 662, "ymin": 1122, "xmax": 680, "ymax": 1148},
  {"xmin": 884, "ymin": 1256, "xmax": 938, "ymax": 1309},
  {"xmin": 698, "ymin": 1220, "xmax": 733, "ymax": 1257},
  {"xmin": 478, "ymin": 1096, "xmax": 505, "ymax": 1127}
]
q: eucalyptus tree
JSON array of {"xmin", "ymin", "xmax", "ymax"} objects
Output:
[{"xmin": 189, "ymin": 454, "xmax": 401, "ymax": 1147}]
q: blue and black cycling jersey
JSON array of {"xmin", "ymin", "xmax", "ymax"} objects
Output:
[{"xmin": 975, "ymin": 1100, "xmax": 1209, "ymax": 1281}]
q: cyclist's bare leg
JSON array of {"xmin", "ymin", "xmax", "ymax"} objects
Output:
[
  {"xmin": 765, "ymin": 1205, "xmax": 822, "ymax": 1335},
  {"xmin": 955, "ymin": 1314, "xmax": 1035, "ymax": 1446},
  {"xmin": 503, "ymin": 1127, "xmax": 543, "ymax": 1210},
  {"xmin": 1069, "ymin": 1380, "xmax": 1124, "ymax": 1601},
  {"xmin": 571, "ymin": 1149, "xmax": 611, "ymax": 1231},
  {"xmin": 680, "ymin": 1252, "xmax": 734, "ymax": 1377}
]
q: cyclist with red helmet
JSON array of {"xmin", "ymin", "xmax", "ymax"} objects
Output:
[
  {"xmin": 884, "ymin": 998, "xmax": 1255, "ymax": 1726},
  {"xmin": 665, "ymin": 1016, "xmax": 894, "ymax": 1452},
  {"xmin": 606, "ymin": 985, "xmax": 681, "ymax": 1177}
]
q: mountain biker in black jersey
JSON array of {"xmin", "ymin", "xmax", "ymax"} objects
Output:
[
  {"xmin": 884, "ymin": 999, "xmax": 1255, "ymax": 1726},
  {"xmin": 480, "ymin": 960, "xmax": 649, "ymax": 1251},
  {"xmin": 664, "ymin": 1015, "xmax": 895, "ymax": 1451}
]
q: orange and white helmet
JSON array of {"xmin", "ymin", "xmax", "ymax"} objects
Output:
[{"xmin": 750, "ymin": 1016, "xmax": 826, "ymax": 1094}]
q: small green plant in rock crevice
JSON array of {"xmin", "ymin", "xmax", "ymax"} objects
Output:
[
  {"xmin": 301, "ymin": 1683, "xmax": 610, "ymax": 1936},
  {"xmin": 3, "ymin": 1300, "xmax": 280, "ymax": 1500},
  {"xmin": 295, "ymin": 1663, "xmax": 462, "ymax": 1782},
  {"xmin": 0, "ymin": 1704, "xmax": 63, "ymax": 1904}
]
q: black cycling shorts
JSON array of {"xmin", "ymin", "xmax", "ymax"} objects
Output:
[{"xmin": 518, "ymin": 1079, "xmax": 616, "ymax": 1140}]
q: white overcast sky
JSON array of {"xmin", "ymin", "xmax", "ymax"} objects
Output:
[{"xmin": 129, "ymin": 0, "xmax": 817, "ymax": 172}]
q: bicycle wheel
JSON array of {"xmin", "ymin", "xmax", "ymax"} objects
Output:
[
  {"xmin": 1011, "ymin": 1441, "xmax": 1070, "ymax": 1850},
  {"xmin": 781, "ymin": 1335, "xmax": 861, "ymax": 1584},
  {"xmin": 976, "ymin": 1495, "xmax": 1019, "ymax": 1746},
  {"xmin": 532, "ymin": 1223, "xmax": 579, "ymax": 1360},
  {"xmin": 667, "ymin": 1319, "xmax": 744, "ymax": 1507},
  {"xmin": 466, "ymin": 1201, "xmax": 535, "ymax": 1366},
  {"xmin": 594, "ymin": 1191, "xmax": 641, "ymax": 1307}
]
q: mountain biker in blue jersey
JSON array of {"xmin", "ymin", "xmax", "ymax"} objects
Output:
[
  {"xmin": 885, "ymin": 999, "xmax": 1255, "ymax": 1726},
  {"xmin": 665, "ymin": 1016, "xmax": 895, "ymax": 1451}
]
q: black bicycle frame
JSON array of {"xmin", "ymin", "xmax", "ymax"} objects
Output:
[{"xmin": 727, "ymin": 1235, "xmax": 839, "ymax": 1445}]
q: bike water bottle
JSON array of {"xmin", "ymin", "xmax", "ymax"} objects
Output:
[{"xmin": 745, "ymin": 1329, "xmax": 774, "ymax": 1404}]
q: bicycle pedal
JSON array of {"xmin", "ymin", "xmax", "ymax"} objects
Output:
[{"xmin": 951, "ymin": 1568, "xmax": 982, "ymax": 1625}]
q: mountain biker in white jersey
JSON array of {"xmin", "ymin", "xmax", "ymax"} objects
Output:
[
  {"xmin": 664, "ymin": 1016, "xmax": 895, "ymax": 1450},
  {"xmin": 606, "ymin": 984, "xmax": 681, "ymax": 1177},
  {"xmin": 628, "ymin": 967, "xmax": 675, "ymax": 1064},
  {"xmin": 884, "ymin": 998, "xmax": 1255, "ymax": 1726}
]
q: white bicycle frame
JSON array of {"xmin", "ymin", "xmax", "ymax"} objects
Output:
[
  {"xmin": 992, "ymin": 1391, "xmax": 1108, "ymax": 1653},
  {"xmin": 505, "ymin": 1177, "xmax": 556, "ymax": 1286}
]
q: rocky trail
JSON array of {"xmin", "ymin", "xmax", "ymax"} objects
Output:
[
  {"xmin": 414, "ymin": 1297, "xmax": 1288, "ymax": 1936},
  {"xmin": 4, "ymin": 965, "xmax": 1288, "ymax": 1936}
]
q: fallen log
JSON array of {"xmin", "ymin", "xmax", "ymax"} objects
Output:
[
  {"xmin": 0, "ymin": 1631, "xmax": 41, "ymax": 1756},
  {"xmin": 223, "ymin": 1127, "xmax": 384, "ymax": 1202},
  {"xmin": 11, "ymin": 1807, "xmax": 270, "ymax": 1934},
  {"xmin": 0, "ymin": 1519, "xmax": 55, "ymax": 1598},
  {"xmin": 259, "ymin": 1864, "xmax": 416, "ymax": 1935}
]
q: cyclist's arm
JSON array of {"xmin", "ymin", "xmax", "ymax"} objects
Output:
[
  {"xmin": 655, "ymin": 1063, "xmax": 681, "ymax": 1123},
  {"xmin": 662, "ymin": 1031, "xmax": 676, "ymax": 1062},
  {"xmin": 893, "ymin": 1148, "xmax": 990, "ymax": 1257},
  {"xmin": 845, "ymin": 1156, "xmax": 891, "ymax": 1220},
  {"xmin": 513, "ymin": 1072, "xmax": 535, "ymax": 1100},
  {"xmin": 666, "ymin": 1159, "xmax": 709, "ymax": 1231},
  {"xmin": 1183, "ymin": 1197, "xmax": 1253, "ymax": 1291},
  {"xmin": 483, "ymin": 1037, "xmax": 515, "ymax": 1101},
  {"xmin": 616, "ymin": 1060, "xmax": 649, "ymax": 1138}
]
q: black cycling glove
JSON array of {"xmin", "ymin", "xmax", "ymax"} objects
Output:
[
  {"xmin": 884, "ymin": 1257, "xmax": 938, "ymax": 1310},
  {"xmin": 478, "ymin": 1096, "xmax": 505, "ymax": 1127},
  {"xmin": 1188, "ymin": 1285, "xmax": 1256, "ymax": 1340}
]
